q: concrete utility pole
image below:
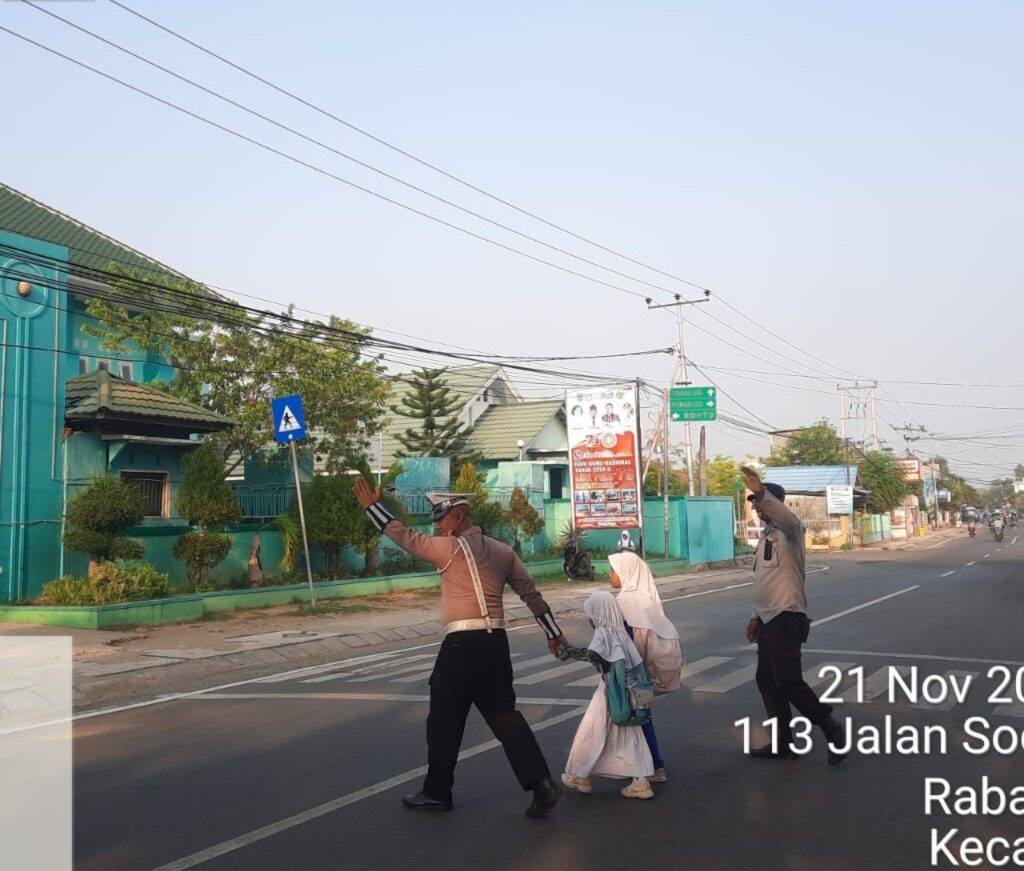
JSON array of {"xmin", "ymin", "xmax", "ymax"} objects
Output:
[
  {"xmin": 646, "ymin": 291, "xmax": 711, "ymax": 497},
  {"xmin": 894, "ymin": 423, "xmax": 939, "ymax": 530},
  {"xmin": 837, "ymin": 381, "xmax": 880, "ymax": 484}
]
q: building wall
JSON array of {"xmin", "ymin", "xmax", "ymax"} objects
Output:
[
  {"xmin": 544, "ymin": 496, "xmax": 735, "ymax": 562},
  {"xmin": 65, "ymin": 297, "xmax": 174, "ymax": 384},
  {"xmin": 0, "ymin": 232, "xmax": 72, "ymax": 601}
]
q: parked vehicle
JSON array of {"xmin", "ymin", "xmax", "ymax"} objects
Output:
[{"xmin": 563, "ymin": 541, "xmax": 595, "ymax": 581}]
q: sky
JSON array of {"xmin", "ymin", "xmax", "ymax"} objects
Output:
[{"xmin": 2, "ymin": 0, "xmax": 1022, "ymax": 488}]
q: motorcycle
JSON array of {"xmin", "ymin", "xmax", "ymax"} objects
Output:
[
  {"xmin": 563, "ymin": 541, "xmax": 595, "ymax": 581},
  {"xmin": 968, "ymin": 523, "xmax": 976, "ymax": 538}
]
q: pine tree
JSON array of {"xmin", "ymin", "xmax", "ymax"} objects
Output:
[{"xmin": 393, "ymin": 368, "xmax": 479, "ymax": 468}]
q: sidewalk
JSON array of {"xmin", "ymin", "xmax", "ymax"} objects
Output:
[{"xmin": 0, "ymin": 558, "xmax": 755, "ymax": 713}]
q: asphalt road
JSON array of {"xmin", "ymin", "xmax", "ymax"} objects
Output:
[{"xmin": 73, "ymin": 530, "xmax": 1023, "ymax": 871}]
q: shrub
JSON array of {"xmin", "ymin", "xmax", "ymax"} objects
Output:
[
  {"xmin": 39, "ymin": 562, "xmax": 171, "ymax": 605},
  {"xmin": 173, "ymin": 531, "xmax": 232, "ymax": 590},
  {"xmin": 40, "ymin": 576, "xmax": 93, "ymax": 606},
  {"xmin": 63, "ymin": 475, "xmax": 146, "ymax": 573},
  {"xmin": 811, "ymin": 534, "xmax": 831, "ymax": 546}
]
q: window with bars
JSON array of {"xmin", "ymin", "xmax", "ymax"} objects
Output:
[{"xmin": 120, "ymin": 471, "xmax": 168, "ymax": 518}]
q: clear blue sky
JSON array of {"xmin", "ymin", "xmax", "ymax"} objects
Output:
[{"xmin": 2, "ymin": 0, "xmax": 1022, "ymax": 484}]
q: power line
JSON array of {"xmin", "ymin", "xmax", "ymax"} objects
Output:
[
  {"xmin": 21, "ymin": 0, "xmax": 688, "ymax": 302},
  {"xmin": 106, "ymin": 0, "xmax": 711, "ymax": 298},
  {"xmin": 0, "ymin": 24, "xmax": 655, "ymax": 304}
]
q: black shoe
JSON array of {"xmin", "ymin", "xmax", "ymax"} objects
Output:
[
  {"xmin": 401, "ymin": 791, "xmax": 453, "ymax": 812},
  {"xmin": 824, "ymin": 722, "xmax": 848, "ymax": 767},
  {"xmin": 526, "ymin": 776, "xmax": 561, "ymax": 818},
  {"xmin": 748, "ymin": 743, "xmax": 798, "ymax": 761}
]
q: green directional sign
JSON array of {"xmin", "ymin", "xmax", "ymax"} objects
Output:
[{"xmin": 669, "ymin": 386, "xmax": 717, "ymax": 421}]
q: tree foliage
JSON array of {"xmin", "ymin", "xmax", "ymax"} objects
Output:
[
  {"xmin": 177, "ymin": 445, "xmax": 240, "ymax": 530},
  {"xmin": 706, "ymin": 455, "xmax": 743, "ymax": 497},
  {"xmin": 452, "ymin": 463, "xmax": 506, "ymax": 536},
  {"xmin": 859, "ymin": 451, "xmax": 907, "ymax": 513},
  {"xmin": 173, "ymin": 532, "xmax": 232, "ymax": 590},
  {"xmin": 642, "ymin": 461, "xmax": 687, "ymax": 497},
  {"xmin": 299, "ymin": 473, "xmax": 364, "ymax": 575},
  {"xmin": 505, "ymin": 488, "xmax": 544, "ymax": 552},
  {"xmin": 63, "ymin": 475, "xmax": 146, "ymax": 573},
  {"xmin": 766, "ymin": 420, "xmax": 845, "ymax": 467},
  {"xmin": 83, "ymin": 266, "xmax": 390, "ymax": 476},
  {"xmin": 393, "ymin": 368, "xmax": 479, "ymax": 471}
]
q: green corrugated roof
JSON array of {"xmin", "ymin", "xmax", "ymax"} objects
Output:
[
  {"xmin": 65, "ymin": 370, "xmax": 234, "ymax": 431},
  {"xmin": 465, "ymin": 400, "xmax": 565, "ymax": 460},
  {"xmin": 0, "ymin": 182, "xmax": 191, "ymax": 280}
]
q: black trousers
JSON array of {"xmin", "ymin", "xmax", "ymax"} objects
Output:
[
  {"xmin": 422, "ymin": 630, "xmax": 550, "ymax": 802},
  {"xmin": 755, "ymin": 611, "xmax": 834, "ymax": 744}
]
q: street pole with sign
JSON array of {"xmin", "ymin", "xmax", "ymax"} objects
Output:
[{"xmin": 271, "ymin": 394, "xmax": 316, "ymax": 606}]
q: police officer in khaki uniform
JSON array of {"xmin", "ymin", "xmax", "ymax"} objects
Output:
[
  {"xmin": 354, "ymin": 478, "xmax": 567, "ymax": 816},
  {"xmin": 741, "ymin": 466, "xmax": 847, "ymax": 766}
]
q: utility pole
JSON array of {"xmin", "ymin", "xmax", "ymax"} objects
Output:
[
  {"xmin": 646, "ymin": 291, "xmax": 711, "ymax": 497},
  {"xmin": 838, "ymin": 381, "xmax": 880, "ymax": 482},
  {"xmin": 894, "ymin": 423, "xmax": 938, "ymax": 530}
]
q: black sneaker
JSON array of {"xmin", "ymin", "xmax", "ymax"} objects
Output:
[
  {"xmin": 401, "ymin": 791, "xmax": 453, "ymax": 812},
  {"xmin": 526, "ymin": 776, "xmax": 562, "ymax": 818},
  {"xmin": 748, "ymin": 744, "xmax": 798, "ymax": 760}
]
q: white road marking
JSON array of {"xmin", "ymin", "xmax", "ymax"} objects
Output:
[
  {"xmin": 662, "ymin": 582, "xmax": 751, "ymax": 603},
  {"xmin": 302, "ymin": 653, "xmax": 439, "ymax": 684},
  {"xmin": 681, "ymin": 656, "xmax": 735, "ymax": 680},
  {"xmin": 692, "ymin": 664, "xmax": 757, "ymax": 693},
  {"xmin": 514, "ymin": 661, "xmax": 592, "ymax": 685},
  {"xmin": 811, "ymin": 585, "xmax": 920, "ymax": 628},
  {"xmin": 912, "ymin": 672, "xmax": 978, "ymax": 712},
  {"xmin": 1013, "ymin": 536, "xmax": 1018, "ymax": 545},
  {"xmin": 802, "ymin": 649, "xmax": 1024, "ymax": 667},
  {"xmin": 983, "ymin": 554, "xmax": 991, "ymax": 559},
  {"xmin": 146, "ymin": 705, "xmax": 588, "ymax": 871},
  {"xmin": 803, "ymin": 662, "xmax": 855, "ymax": 689},
  {"xmin": 966, "ymin": 561, "xmax": 976, "ymax": 566},
  {"xmin": 566, "ymin": 673, "xmax": 601, "ymax": 688},
  {"xmin": 940, "ymin": 570, "xmax": 956, "ymax": 577},
  {"xmin": 660, "ymin": 565, "xmax": 829, "ymax": 606},
  {"xmin": 841, "ymin": 666, "xmax": 904, "ymax": 703},
  {"xmin": 993, "ymin": 700, "xmax": 1024, "ymax": 719},
  {"xmin": 191, "ymin": 692, "xmax": 587, "ymax": 707}
]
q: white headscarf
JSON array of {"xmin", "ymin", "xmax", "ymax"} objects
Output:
[
  {"xmin": 584, "ymin": 591, "xmax": 644, "ymax": 668},
  {"xmin": 608, "ymin": 551, "xmax": 680, "ymax": 641}
]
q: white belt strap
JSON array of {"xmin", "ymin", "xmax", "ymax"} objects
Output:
[{"xmin": 455, "ymin": 536, "xmax": 492, "ymax": 633}]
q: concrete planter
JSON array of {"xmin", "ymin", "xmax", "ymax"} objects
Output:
[
  {"xmin": 0, "ymin": 557, "xmax": 694, "ymax": 629},
  {"xmin": 0, "ymin": 596, "xmax": 204, "ymax": 629}
]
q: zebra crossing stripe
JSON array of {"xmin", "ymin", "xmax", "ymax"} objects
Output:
[
  {"xmin": 681, "ymin": 656, "xmax": 734, "ymax": 680},
  {"xmin": 515, "ymin": 661, "xmax": 592, "ymax": 686},
  {"xmin": 803, "ymin": 663, "xmax": 855, "ymax": 689},
  {"xmin": 303, "ymin": 653, "xmax": 439, "ymax": 684},
  {"xmin": 841, "ymin": 666, "xmax": 903, "ymax": 703},
  {"xmin": 566, "ymin": 673, "xmax": 601, "ymax": 688},
  {"xmin": 911, "ymin": 671, "xmax": 978, "ymax": 712},
  {"xmin": 993, "ymin": 701, "xmax": 1024, "ymax": 719},
  {"xmin": 692, "ymin": 664, "xmax": 757, "ymax": 693}
]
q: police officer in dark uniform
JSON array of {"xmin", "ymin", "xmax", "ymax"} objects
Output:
[{"xmin": 354, "ymin": 478, "xmax": 567, "ymax": 817}]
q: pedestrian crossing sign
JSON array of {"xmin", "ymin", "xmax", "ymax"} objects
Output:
[{"xmin": 271, "ymin": 394, "xmax": 307, "ymax": 443}]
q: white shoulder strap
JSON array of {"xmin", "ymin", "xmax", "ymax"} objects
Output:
[{"xmin": 455, "ymin": 536, "xmax": 492, "ymax": 633}]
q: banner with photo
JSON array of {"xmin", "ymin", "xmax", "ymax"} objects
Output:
[{"xmin": 566, "ymin": 384, "xmax": 642, "ymax": 531}]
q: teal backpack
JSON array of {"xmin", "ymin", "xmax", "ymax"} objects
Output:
[{"xmin": 607, "ymin": 659, "xmax": 654, "ymax": 726}]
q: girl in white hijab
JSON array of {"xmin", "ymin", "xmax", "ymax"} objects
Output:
[
  {"xmin": 608, "ymin": 551, "xmax": 684, "ymax": 783},
  {"xmin": 559, "ymin": 591, "xmax": 655, "ymax": 799}
]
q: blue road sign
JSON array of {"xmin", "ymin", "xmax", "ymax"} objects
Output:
[{"xmin": 271, "ymin": 395, "xmax": 307, "ymax": 443}]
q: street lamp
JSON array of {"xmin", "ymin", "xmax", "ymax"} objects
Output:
[{"xmin": 517, "ymin": 439, "xmax": 525, "ymax": 462}]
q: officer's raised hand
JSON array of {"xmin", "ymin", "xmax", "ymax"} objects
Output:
[{"xmin": 354, "ymin": 476, "xmax": 382, "ymax": 509}]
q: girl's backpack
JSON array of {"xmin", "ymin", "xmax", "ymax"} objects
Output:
[{"xmin": 606, "ymin": 659, "xmax": 654, "ymax": 726}]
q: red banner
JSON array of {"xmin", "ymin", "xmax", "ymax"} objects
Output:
[{"xmin": 566, "ymin": 385, "xmax": 642, "ymax": 531}]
